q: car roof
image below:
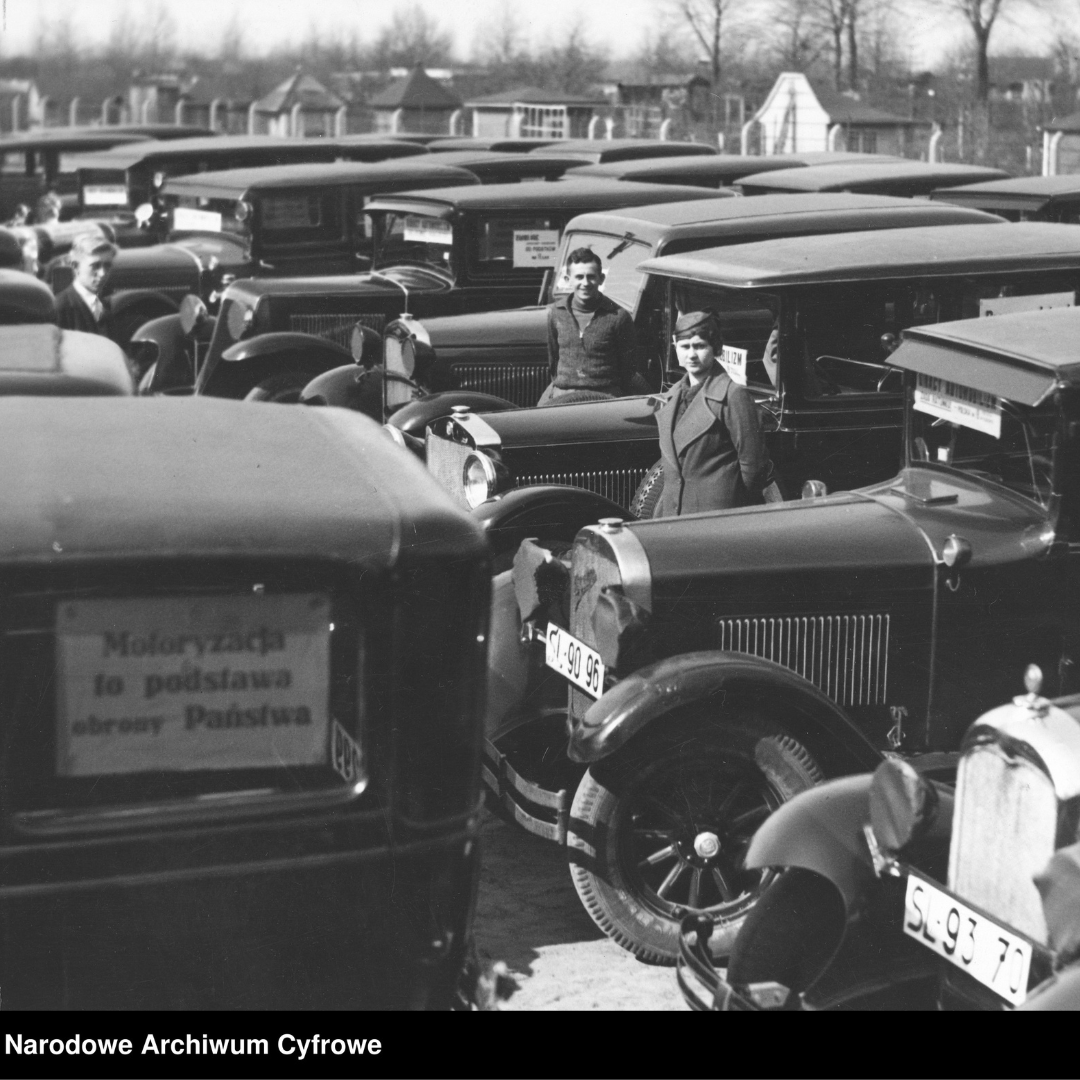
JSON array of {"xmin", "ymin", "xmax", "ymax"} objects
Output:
[
  {"xmin": 562, "ymin": 193, "xmax": 1001, "ymax": 246},
  {"xmin": 564, "ymin": 155, "xmax": 804, "ymax": 182},
  {"xmin": 412, "ymin": 151, "xmax": 584, "ymax": 179},
  {"xmin": 427, "ymin": 137, "xmax": 561, "ymax": 152},
  {"xmin": 0, "ymin": 130, "xmax": 149, "ymax": 154},
  {"xmin": 931, "ymin": 174, "xmax": 1080, "ymax": 206},
  {"xmin": 363, "ymin": 178, "xmax": 734, "ymax": 214},
  {"xmin": 638, "ymin": 221, "xmax": 1080, "ymax": 288},
  {"xmin": 737, "ymin": 161, "xmax": 1009, "ymax": 193},
  {"xmin": 530, "ymin": 139, "xmax": 718, "ymax": 161},
  {"xmin": 0, "ymin": 324, "xmax": 132, "ymax": 396},
  {"xmin": 0, "ymin": 396, "xmax": 484, "ymax": 563},
  {"xmin": 162, "ymin": 159, "xmax": 479, "ymax": 199},
  {"xmin": 893, "ymin": 305, "xmax": 1080, "ymax": 404}
]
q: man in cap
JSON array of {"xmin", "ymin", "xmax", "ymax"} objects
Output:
[
  {"xmin": 55, "ymin": 232, "xmax": 117, "ymax": 334},
  {"xmin": 653, "ymin": 310, "xmax": 775, "ymax": 517},
  {"xmin": 539, "ymin": 246, "xmax": 643, "ymax": 404}
]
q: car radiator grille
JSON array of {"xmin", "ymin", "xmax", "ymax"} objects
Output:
[
  {"xmin": 450, "ymin": 363, "xmax": 549, "ymax": 407},
  {"xmin": 568, "ymin": 536, "xmax": 623, "ymax": 724},
  {"xmin": 289, "ymin": 313, "xmax": 387, "ymax": 350},
  {"xmin": 514, "ymin": 468, "xmax": 649, "ymax": 513},
  {"xmin": 717, "ymin": 614, "xmax": 891, "ymax": 707},
  {"xmin": 425, "ymin": 432, "xmax": 473, "ymax": 508}
]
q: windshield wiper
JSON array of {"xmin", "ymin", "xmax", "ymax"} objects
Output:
[{"xmin": 606, "ymin": 232, "xmax": 638, "ymax": 260}]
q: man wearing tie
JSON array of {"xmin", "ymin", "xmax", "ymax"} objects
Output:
[{"xmin": 55, "ymin": 233, "xmax": 117, "ymax": 335}]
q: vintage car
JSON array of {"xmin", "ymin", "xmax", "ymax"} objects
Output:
[
  {"xmin": 0, "ymin": 395, "xmax": 490, "ymax": 1009},
  {"xmin": 69, "ymin": 134, "xmax": 428, "ymax": 242},
  {"xmin": 411, "ymin": 150, "xmax": 585, "ymax": 183},
  {"xmin": 0, "ymin": 125, "xmax": 212, "ymax": 222},
  {"xmin": 562, "ymin": 151, "xmax": 906, "ymax": 189},
  {"xmin": 95, "ymin": 159, "xmax": 481, "ymax": 352},
  {"xmin": 737, "ymin": 160, "xmax": 1010, "ymax": 197},
  {"xmin": 529, "ymin": 138, "xmax": 717, "ymax": 164},
  {"xmin": 414, "ymin": 221, "xmax": 1080, "ymax": 557},
  {"xmin": 931, "ymin": 174, "xmax": 1080, "ymax": 223},
  {"xmin": 376, "ymin": 193, "xmax": 998, "ymax": 411},
  {"xmin": 475, "ymin": 275, "xmax": 1080, "ymax": 964},
  {"xmin": 176, "ymin": 180, "xmax": 732, "ymax": 401},
  {"xmin": 677, "ymin": 667, "xmax": 1080, "ymax": 1010},
  {"xmin": 0, "ymin": 322, "xmax": 133, "ymax": 397}
]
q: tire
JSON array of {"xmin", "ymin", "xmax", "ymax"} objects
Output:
[
  {"xmin": 567, "ymin": 713, "xmax": 823, "ymax": 965},
  {"xmin": 727, "ymin": 867, "xmax": 846, "ymax": 996},
  {"xmin": 244, "ymin": 371, "xmax": 311, "ymax": 404},
  {"xmin": 629, "ymin": 460, "xmax": 663, "ymax": 520}
]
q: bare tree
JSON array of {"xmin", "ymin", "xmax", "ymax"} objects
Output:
[
  {"xmin": 473, "ymin": 4, "xmax": 526, "ymax": 68},
  {"xmin": 141, "ymin": 2, "xmax": 178, "ymax": 70},
  {"xmin": 938, "ymin": 0, "xmax": 1039, "ymax": 102},
  {"xmin": 769, "ymin": 0, "xmax": 828, "ymax": 71},
  {"xmin": 535, "ymin": 19, "xmax": 608, "ymax": 96},
  {"xmin": 372, "ymin": 5, "xmax": 454, "ymax": 70},
  {"xmin": 671, "ymin": 0, "xmax": 730, "ymax": 93}
]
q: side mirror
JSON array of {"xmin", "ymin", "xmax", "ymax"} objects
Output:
[
  {"xmin": 350, "ymin": 322, "xmax": 383, "ymax": 368},
  {"xmin": 134, "ymin": 203, "xmax": 154, "ymax": 228},
  {"xmin": 179, "ymin": 294, "xmax": 209, "ymax": 337},
  {"xmin": 869, "ymin": 758, "xmax": 939, "ymax": 854},
  {"xmin": 801, "ymin": 479, "xmax": 828, "ymax": 500}
]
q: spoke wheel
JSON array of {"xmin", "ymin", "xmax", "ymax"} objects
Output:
[{"xmin": 567, "ymin": 714, "xmax": 822, "ymax": 965}]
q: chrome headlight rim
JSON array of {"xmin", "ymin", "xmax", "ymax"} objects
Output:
[{"xmin": 463, "ymin": 451, "xmax": 499, "ymax": 509}]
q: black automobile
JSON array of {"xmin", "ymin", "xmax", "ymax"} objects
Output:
[
  {"xmin": 0, "ymin": 125, "xmax": 212, "ymax": 222},
  {"xmin": 69, "ymin": 134, "xmax": 428, "ymax": 242},
  {"xmin": 529, "ymin": 138, "xmax": 718, "ymax": 164},
  {"xmin": 378, "ymin": 193, "xmax": 997, "ymax": 410},
  {"xmin": 930, "ymin": 174, "xmax": 1080, "ymax": 223},
  {"xmin": 562, "ymin": 151, "xmax": 906, "ymax": 189},
  {"xmin": 678, "ymin": 668, "xmax": 1080, "ymax": 1011},
  {"xmin": 486, "ymin": 299, "xmax": 1080, "ymax": 964},
  {"xmin": 414, "ymin": 221, "xmax": 1080, "ymax": 554},
  {"xmin": 177, "ymin": 180, "xmax": 732, "ymax": 401},
  {"xmin": 102, "ymin": 159, "xmax": 481, "ymax": 352},
  {"xmin": 737, "ymin": 160, "xmax": 1009, "ymax": 197},
  {"xmin": 0, "ymin": 395, "xmax": 490, "ymax": 1009}
]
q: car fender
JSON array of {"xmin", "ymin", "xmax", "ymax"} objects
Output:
[
  {"xmin": 109, "ymin": 288, "xmax": 181, "ymax": 321},
  {"xmin": 473, "ymin": 486, "xmax": 629, "ymax": 563},
  {"xmin": 569, "ymin": 651, "xmax": 882, "ymax": 778},
  {"xmin": 130, "ymin": 312, "xmax": 192, "ymax": 393},
  {"xmin": 387, "ymin": 391, "xmax": 518, "ymax": 439},
  {"xmin": 221, "ymin": 331, "xmax": 354, "ymax": 368}
]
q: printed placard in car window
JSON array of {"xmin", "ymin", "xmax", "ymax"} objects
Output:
[
  {"xmin": 979, "ymin": 291, "xmax": 1074, "ymax": 318},
  {"xmin": 55, "ymin": 593, "xmax": 332, "ymax": 777},
  {"xmin": 721, "ymin": 345, "xmax": 748, "ymax": 386},
  {"xmin": 172, "ymin": 206, "xmax": 222, "ymax": 232},
  {"xmin": 513, "ymin": 230, "xmax": 560, "ymax": 268},
  {"xmin": 914, "ymin": 373, "xmax": 1001, "ymax": 438},
  {"xmin": 404, "ymin": 216, "xmax": 453, "ymax": 245}
]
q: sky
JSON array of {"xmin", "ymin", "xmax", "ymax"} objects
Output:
[{"xmin": 0, "ymin": 0, "xmax": 1069, "ymax": 67}]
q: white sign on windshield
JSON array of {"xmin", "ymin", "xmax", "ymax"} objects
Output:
[
  {"xmin": 979, "ymin": 290, "xmax": 1075, "ymax": 317},
  {"xmin": 721, "ymin": 345, "xmax": 748, "ymax": 386},
  {"xmin": 403, "ymin": 216, "xmax": 453, "ymax": 245},
  {"xmin": 83, "ymin": 184, "xmax": 128, "ymax": 207},
  {"xmin": 513, "ymin": 229, "xmax": 560, "ymax": 268},
  {"xmin": 172, "ymin": 207, "xmax": 222, "ymax": 232},
  {"xmin": 914, "ymin": 372, "xmax": 1002, "ymax": 438},
  {"xmin": 55, "ymin": 593, "xmax": 332, "ymax": 777}
]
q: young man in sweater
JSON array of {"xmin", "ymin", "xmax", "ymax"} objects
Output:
[{"xmin": 539, "ymin": 247, "xmax": 642, "ymax": 404}]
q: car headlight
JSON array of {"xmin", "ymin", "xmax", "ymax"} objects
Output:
[
  {"xmin": 226, "ymin": 301, "xmax": 253, "ymax": 341},
  {"xmin": 463, "ymin": 452, "xmax": 498, "ymax": 509}
]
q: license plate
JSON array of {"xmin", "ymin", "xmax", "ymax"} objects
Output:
[
  {"xmin": 55, "ymin": 593, "xmax": 333, "ymax": 777},
  {"xmin": 545, "ymin": 623, "xmax": 605, "ymax": 698},
  {"xmin": 903, "ymin": 872, "xmax": 1033, "ymax": 1006}
]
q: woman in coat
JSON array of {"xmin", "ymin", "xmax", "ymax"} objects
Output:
[{"xmin": 654, "ymin": 310, "xmax": 774, "ymax": 518}]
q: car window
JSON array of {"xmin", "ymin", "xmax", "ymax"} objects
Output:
[
  {"xmin": 371, "ymin": 211, "xmax": 456, "ymax": 277},
  {"xmin": 551, "ymin": 230, "xmax": 653, "ymax": 311},
  {"xmin": 672, "ymin": 283, "xmax": 780, "ymax": 390},
  {"xmin": 909, "ymin": 390, "xmax": 1057, "ymax": 508},
  {"xmin": 468, "ymin": 214, "xmax": 562, "ymax": 276},
  {"xmin": 257, "ymin": 190, "xmax": 345, "ymax": 248}
]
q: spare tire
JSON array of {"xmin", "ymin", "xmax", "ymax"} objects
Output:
[{"xmin": 629, "ymin": 460, "xmax": 663, "ymax": 519}]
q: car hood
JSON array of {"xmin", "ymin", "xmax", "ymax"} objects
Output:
[
  {"xmin": 108, "ymin": 242, "xmax": 204, "ymax": 289},
  {"xmin": 421, "ymin": 306, "xmax": 548, "ymax": 349},
  {"xmin": 629, "ymin": 492, "xmax": 935, "ymax": 590},
  {"xmin": 482, "ymin": 394, "xmax": 660, "ymax": 449},
  {"xmin": 0, "ymin": 397, "xmax": 484, "ymax": 569}
]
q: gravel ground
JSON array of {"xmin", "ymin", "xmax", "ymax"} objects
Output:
[{"xmin": 472, "ymin": 808, "xmax": 686, "ymax": 1010}]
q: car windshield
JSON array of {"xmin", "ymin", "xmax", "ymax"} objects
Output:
[
  {"xmin": 908, "ymin": 380, "xmax": 1057, "ymax": 507},
  {"xmin": 466, "ymin": 213, "xmax": 562, "ymax": 277},
  {"xmin": 551, "ymin": 230, "xmax": 654, "ymax": 311},
  {"xmin": 370, "ymin": 210, "xmax": 456, "ymax": 277},
  {"xmin": 168, "ymin": 195, "xmax": 250, "ymax": 244}
]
